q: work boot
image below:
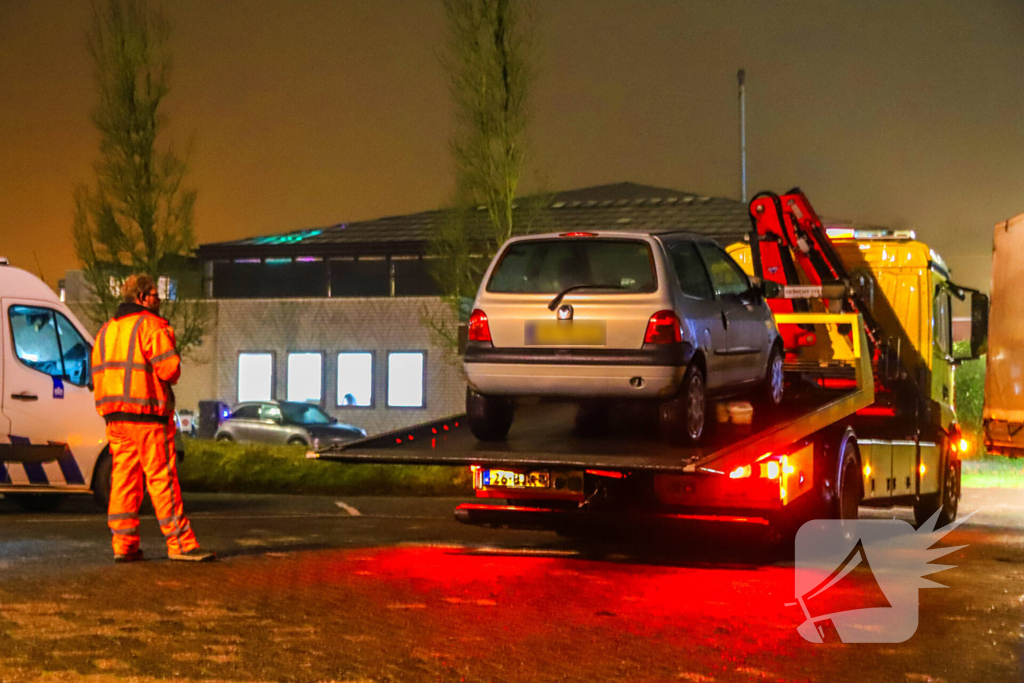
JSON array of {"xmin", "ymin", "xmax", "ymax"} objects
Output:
[
  {"xmin": 114, "ymin": 549, "xmax": 144, "ymax": 563},
  {"xmin": 168, "ymin": 548, "xmax": 216, "ymax": 562}
]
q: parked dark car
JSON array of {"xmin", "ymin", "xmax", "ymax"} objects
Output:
[{"xmin": 214, "ymin": 401, "xmax": 366, "ymax": 448}]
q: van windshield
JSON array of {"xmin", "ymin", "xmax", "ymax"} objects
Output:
[{"xmin": 486, "ymin": 238, "xmax": 657, "ymax": 294}]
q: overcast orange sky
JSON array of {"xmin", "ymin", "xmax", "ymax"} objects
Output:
[{"xmin": 1, "ymin": 0, "xmax": 1021, "ymax": 291}]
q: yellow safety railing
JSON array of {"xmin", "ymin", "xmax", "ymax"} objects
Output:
[{"xmin": 772, "ymin": 312, "xmax": 862, "ymax": 360}]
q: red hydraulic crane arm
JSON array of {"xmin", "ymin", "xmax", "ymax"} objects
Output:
[{"xmin": 747, "ymin": 188, "xmax": 881, "ymax": 350}]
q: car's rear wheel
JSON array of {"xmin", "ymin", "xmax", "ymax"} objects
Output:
[
  {"xmin": 466, "ymin": 388, "xmax": 514, "ymax": 441},
  {"xmin": 758, "ymin": 343, "xmax": 785, "ymax": 408},
  {"xmin": 287, "ymin": 436, "xmax": 308, "ymax": 447},
  {"xmin": 660, "ymin": 363, "xmax": 705, "ymax": 445},
  {"xmin": 215, "ymin": 433, "xmax": 233, "ymax": 442}
]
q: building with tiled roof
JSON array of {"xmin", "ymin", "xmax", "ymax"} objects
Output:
[{"xmin": 197, "ymin": 182, "xmax": 752, "ymax": 299}]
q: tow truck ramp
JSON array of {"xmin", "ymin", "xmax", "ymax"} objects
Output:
[{"xmin": 310, "ymin": 315, "xmax": 872, "ymax": 530}]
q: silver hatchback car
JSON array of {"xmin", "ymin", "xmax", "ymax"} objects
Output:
[
  {"xmin": 463, "ymin": 231, "xmax": 783, "ymax": 444},
  {"xmin": 214, "ymin": 401, "xmax": 366, "ymax": 448}
]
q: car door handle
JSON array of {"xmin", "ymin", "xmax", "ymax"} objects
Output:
[
  {"xmin": 11, "ymin": 392, "xmax": 38, "ymax": 401},
  {"xmin": 720, "ymin": 311, "xmax": 729, "ymax": 330}
]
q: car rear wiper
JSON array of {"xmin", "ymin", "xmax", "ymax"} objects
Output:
[{"xmin": 547, "ymin": 284, "xmax": 627, "ymax": 311}]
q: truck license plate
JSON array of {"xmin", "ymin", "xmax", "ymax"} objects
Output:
[
  {"xmin": 525, "ymin": 321, "xmax": 606, "ymax": 345},
  {"xmin": 482, "ymin": 469, "xmax": 550, "ymax": 488}
]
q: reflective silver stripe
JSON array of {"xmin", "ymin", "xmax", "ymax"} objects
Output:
[
  {"xmin": 92, "ymin": 361, "xmax": 150, "ymax": 371},
  {"xmin": 111, "ymin": 527, "xmax": 139, "ymax": 536},
  {"xmin": 150, "ymin": 350, "xmax": 178, "ymax": 364},
  {"xmin": 95, "ymin": 396, "xmax": 166, "ymax": 407},
  {"xmin": 108, "ymin": 512, "xmax": 139, "ymax": 521},
  {"xmin": 158, "ymin": 514, "xmax": 181, "ymax": 526},
  {"xmin": 122, "ymin": 316, "xmax": 146, "ymax": 399}
]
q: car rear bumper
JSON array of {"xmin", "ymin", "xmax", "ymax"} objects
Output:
[
  {"xmin": 463, "ymin": 341, "xmax": 694, "ymax": 398},
  {"xmin": 465, "ymin": 361, "xmax": 684, "ymax": 398}
]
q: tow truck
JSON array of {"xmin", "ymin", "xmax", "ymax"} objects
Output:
[{"xmin": 308, "ymin": 189, "xmax": 988, "ymax": 535}]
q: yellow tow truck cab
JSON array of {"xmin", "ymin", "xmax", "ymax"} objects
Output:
[{"xmin": 729, "ymin": 229, "xmax": 969, "ymax": 525}]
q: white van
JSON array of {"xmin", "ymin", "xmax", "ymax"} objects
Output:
[{"xmin": 0, "ymin": 262, "xmax": 111, "ymax": 510}]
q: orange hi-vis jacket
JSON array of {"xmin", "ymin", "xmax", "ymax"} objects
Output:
[{"xmin": 91, "ymin": 304, "xmax": 181, "ymax": 422}]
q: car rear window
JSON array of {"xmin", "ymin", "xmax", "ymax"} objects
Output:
[{"xmin": 486, "ymin": 238, "xmax": 657, "ymax": 294}]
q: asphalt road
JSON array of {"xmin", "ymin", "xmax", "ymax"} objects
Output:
[{"xmin": 0, "ymin": 488, "xmax": 1021, "ymax": 683}]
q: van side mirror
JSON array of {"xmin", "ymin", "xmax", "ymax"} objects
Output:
[{"xmin": 971, "ymin": 292, "xmax": 988, "ymax": 358}]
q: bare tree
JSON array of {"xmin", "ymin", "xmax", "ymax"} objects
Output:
[
  {"xmin": 73, "ymin": 0, "xmax": 208, "ymax": 354},
  {"xmin": 427, "ymin": 0, "xmax": 536, "ymax": 353}
]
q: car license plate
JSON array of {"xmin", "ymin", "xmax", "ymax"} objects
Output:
[
  {"xmin": 482, "ymin": 469, "xmax": 550, "ymax": 488},
  {"xmin": 525, "ymin": 321, "xmax": 606, "ymax": 346}
]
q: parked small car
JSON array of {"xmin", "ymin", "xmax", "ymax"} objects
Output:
[
  {"xmin": 463, "ymin": 231, "xmax": 784, "ymax": 444},
  {"xmin": 214, "ymin": 401, "xmax": 366, "ymax": 448}
]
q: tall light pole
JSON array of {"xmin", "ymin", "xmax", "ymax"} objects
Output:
[{"xmin": 738, "ymin": 68, "xmax": 747, "ymax": 204}]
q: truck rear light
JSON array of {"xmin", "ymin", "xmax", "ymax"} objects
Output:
[
  {"xmin": 729, "ymin": 465, "xmax": 752, "ymax": 479},
  {"xmin": 796, "ymin": 332, "xmax": 817, "ymax": 347},
  {"xmin": 644, "ymin": 310, "xmax": 682, "ymax": 344},
  {"xmin": 468, "ymin": 309, "xmax": 492, "ymax": 342}
]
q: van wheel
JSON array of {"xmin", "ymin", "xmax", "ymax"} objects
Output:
[
  {"xmin": 466, "ymin": 388, "xmax": 514, "ymax": 441},
  {"xmin": 758, "ymin": 344, "xmax": 785, "ymax": 408},
  {"xmin": 914, "ymin": 457, "xmax": 959, "ymax": 528},
  {"xmin": 660, "ymin": 364, "xmax": 705, "ymax": 445},
  {"xmin": 92, "ymin": 451, "xmax": 113, "ymax": 509},
  {"xmin": 7, "ymin": 494, "xmax": 67, "ymax": 513}
]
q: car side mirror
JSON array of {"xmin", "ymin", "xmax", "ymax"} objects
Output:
[
  {"xmin": 331, "ymin": 417, "xmax": 338, "ymax": 423},
  {"xmin": 758, "ymin": 279, "xmax": 782, "ymax": 299}
]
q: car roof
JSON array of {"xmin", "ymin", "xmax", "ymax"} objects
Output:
[{"xmin": 506, "ymin": 230, "xmax": 723, "ymax": 244}]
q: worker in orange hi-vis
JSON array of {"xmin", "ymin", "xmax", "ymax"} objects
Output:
[{"xmin": 90, "ymin": 274, "xmax": 215, "ymax": 563}]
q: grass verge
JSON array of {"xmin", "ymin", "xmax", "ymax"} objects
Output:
[
  {"xmin": 179, "ymin": 439, "xmax": 472, "ymax": 496},
  {"xmin": 962, "ymin": 456, "xmax": 1024, "ymax": 489}
]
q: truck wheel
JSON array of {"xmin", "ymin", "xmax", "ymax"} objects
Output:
[
  {"xmin": 836, "ymin": 449, "xmax": 862, "ymax": 521},
  {"xmin": 6, "ymin": 494, "xmax": 67, "ymax": 513},
  {"xmin": 758, "ymin": 344, "xmax": 785, "ymax": 408},
  {"xmin": 660, "ymin": 363, "xmax": 705, "ymax": 445},
  {"xmin": 467, "ymin": 388, "xmax": 514, "ymax": 441},
  {"xmin": 914, "ymin": 457, "xmax": 959, "ymax": 528}
]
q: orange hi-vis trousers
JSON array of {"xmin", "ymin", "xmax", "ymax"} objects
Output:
[{"xmin": 106, "ymin": 421, "xmax": 199, "ymax": 556}]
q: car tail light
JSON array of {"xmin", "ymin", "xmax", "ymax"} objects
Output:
[
  {"xmin": 560, "ymin": 231, "xmax": 597, "ymax": 238},
  {"xmin": 468, "ymin": 309, "xmax": 492, "ymax": 342},
  {"xmin": 644, "ymin": 310, "xmax": 682, "ymax": 344}
]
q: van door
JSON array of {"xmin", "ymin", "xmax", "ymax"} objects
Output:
[{"xmin": 1, "ymin": 299, "xmax": 105, "ymax": 488}]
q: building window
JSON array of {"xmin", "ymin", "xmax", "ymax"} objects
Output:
[
  {"xmin": 329, "ymin": 257, "xmax": 390, "ymax": 297},
  {"xmin": 393, "ymin": 256, "xmax": 441, "ymax": 296},
  {"xmin": 337, "ymin": 352, "xmax": 373, "ymax": 407},
  {"xmin": 387, "ymin": 351, "xmax": 425, "ymax": 408},
  {"xmin": 287, "ymin": 352, "xmax": 323, "ymax": 404},
  {"xmin": 238, "ymin": 353, "xmax": 273, "ymax": 402}
]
